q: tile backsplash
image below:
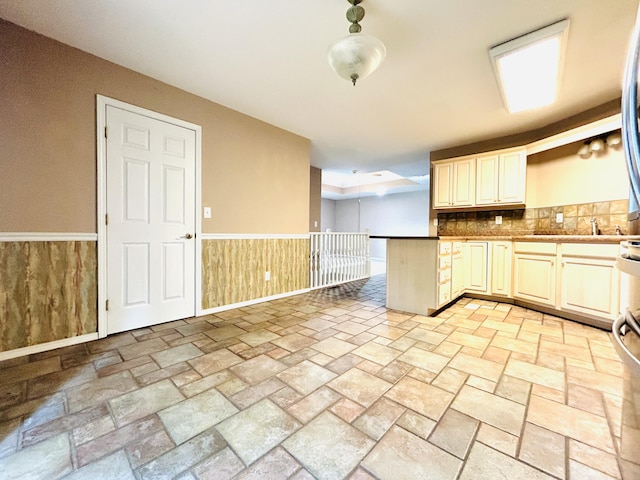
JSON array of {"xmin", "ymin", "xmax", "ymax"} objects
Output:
[{"xmin": 437, "ymin": 199, "xmax": 630, "ymax": 236}]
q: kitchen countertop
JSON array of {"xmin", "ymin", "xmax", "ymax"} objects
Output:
[{"xmin": 439, "ymin": 235, "xmax": 640, "ymax": 244}]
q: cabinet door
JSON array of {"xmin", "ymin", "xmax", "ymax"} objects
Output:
[
  {"xmin": 433, "ymin": 162, "xmax": 453, "ymax": 208},
  {"xmin": 475, "ymin": 155, "xmax": 499, "ymax": 205},
  {"xmin": 452, "ymin": 158, "xmax": 475, "ymax": 206},
  {"xmin": 513, "ymin": 254, "xmax": 556, "ymax": 306},
  {"xmin": 560, "ymin": 257, "xmax": 620, "ymax": 319},
  {"xmin": 491, "ymin": 241, "xmax": 512, "ymax": 296},
  {"xmin": 466, "ymin": 242, "xmax": 488, "ymax": 293},
  {"xmin": 499, "ymin": 151, "xmax": 526, "ymax": 204},
  {"xmin": 451, "ymin": 251, "xmax": 465, "ymax": 298}
]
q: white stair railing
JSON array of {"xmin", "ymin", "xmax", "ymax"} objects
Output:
[{"xmin": 309, "ymin": 232, "xmax": 370, "ymax": 289}]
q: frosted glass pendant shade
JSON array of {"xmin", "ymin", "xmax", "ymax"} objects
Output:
[{"xmin": 328, "ymin": 33, "xmax": 386, "ymax": 85}]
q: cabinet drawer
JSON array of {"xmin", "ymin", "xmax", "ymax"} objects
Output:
[
  {"xmin": 439, "ymin": 256, "xmax": 452, "ymax": 269},
  {"xmin": 439, "ymin": 270, "xmax": 451, "ymax": 283},
  {"xmin": 514, "ymin": 242, "xmax": 557, "ymax": 255},
  {"xmin": 439, "ymin": 242, "xmax": 452, "ymax": 255},
  {"xmin": 561, "ymin": 243, "xmax": 618, "ymax": 259},
  {"xmin": 439, "ymin": 284, "xmax": 451, "ymax": 305}
]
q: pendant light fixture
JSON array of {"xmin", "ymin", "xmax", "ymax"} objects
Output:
[{"xmin": 327, "ymin": 0, "xmax": 386, "ymax": 86}]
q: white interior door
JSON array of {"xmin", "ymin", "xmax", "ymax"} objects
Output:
[{"xmin": 106, "ymin": 105, "xmax": 196, "ymax": 334}]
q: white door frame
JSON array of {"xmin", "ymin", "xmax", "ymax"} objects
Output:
[{"xmin": 96, "ymin": 95, "xmax": 203, "ymax": 338}]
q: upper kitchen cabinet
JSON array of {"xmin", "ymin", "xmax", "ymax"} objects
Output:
[
  {"xmin": 475, "ymin": 149, "xmax": 526, "ymax": 206},
  {"xmin": 432, "ymin": 147, "xmax": 525, "ymax": 210},
  {"xmin": 432, "ymin": 158, "xmax": 475, "ymax": 208}
]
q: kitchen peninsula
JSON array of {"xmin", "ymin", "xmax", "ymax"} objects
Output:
[{"xmin": 370, "ymin": 236, "xmax": 441, "ymax": 316}]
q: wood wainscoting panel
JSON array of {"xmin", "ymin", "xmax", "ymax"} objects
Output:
[
  {"xmin": 0, "ymin": 241, "xmax": 97, "ymax": 352},
  {"xmin": 202, "ymin": 238, "xmax": 309, "ymax": 309}
]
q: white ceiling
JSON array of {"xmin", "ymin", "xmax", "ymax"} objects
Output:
[{"xmin": 1, "ymin": 0, "xmax": 638, "ymax": 183}]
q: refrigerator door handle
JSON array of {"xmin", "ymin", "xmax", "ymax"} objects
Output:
[{"xmin": 613, "ymin": 312, "xmax": 640, "ymax": 377}]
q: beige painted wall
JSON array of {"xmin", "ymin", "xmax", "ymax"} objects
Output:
[
  {"xmin": 0, "ymin": 19, "xmax": 310, "ymax": 234},
  {"xmin": 525, "ymin": 140, "xmax": 629, "ymax": 208}
]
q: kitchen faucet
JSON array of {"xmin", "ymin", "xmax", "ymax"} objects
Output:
[{"xmin": 590, "ymin": 217, "xmax": 598, "ymax": 235}]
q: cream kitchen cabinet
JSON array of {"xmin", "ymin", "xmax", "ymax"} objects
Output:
[
  {"xmin": 451, "ymin": 242, "xmax": 465, "ymax": 298},
  {"xmin": 491, "ymin": 241, "xmax": 512, "ymax": 296},
  {"xmin": 465, "ymin": 241, "xmax": 489, "ymax": 293},
  {"xmin": 513, "ymin": 242, "xmax": 557, "ymax": 307},
  {"xmin": 432, "ymin": 158, "xmax": 475, "ymax": 208},
  {"xmin": 437, "ymin": 241, "xmax": 452, "ymax": 307},
  {"xmin": 475, "ymin": 149, "xmax": 526, "ymax": 206},
  {"xmin": 559, "ymin": 243, "xmax": 620, "ymax": 320}
]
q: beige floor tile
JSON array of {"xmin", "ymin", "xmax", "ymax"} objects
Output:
[
  {"xmin": 452, "ymin": 385, "xmax": 526, "ymax": 435},
  {"xmin": 159, "ymin": 388, "xmax": 238, "ymax": 444},
  {"xmin": 519, "ymin": 422, "xmax": 566, "ymax": 479},
  {"xmin": 352, "ymin": 397, "xmax": 405, "ymax": 440},
  {"xmin": 233, "ymin": 447, "xmax": 303, "ymax": 480},
  {"xmin": 481, "ymin": 318, "xmax": 519, "ymax": 334},
  {"xmin": 432, "ymin": 367, "xmax": 469, "ymax": 394},
  {"xmin": 362, "ymin": 425, "xmax": 462, "ymax": 480},
  {"xmin": 396, "ymin": 346, "xmax": 449, "ymax": 374},
  {"xmin": 66, "ymin": 371, "xmax": 138, "ymax": 413},
  {"xmin": 276, "ymin": 360, "xmax": 337, "ymax": 395},
  {"xmin": 490, "ymin": 335, "xmax": 538, "ymax": 357},
  {"xmin": 566, "ymin": 364, "xmax": 623, "ymax": 398},
  {"xmin": 527, "ymin": 394, "xmax": 615, "ymax": 453},
  {"xmin": 495, "ymin": 374, "xmax": 531, "ymax": 404},
  {"xmin": 569, "ymin": 460, "xmax": 618, "ymax": 480},
  {"xmin": 310, "ymin": 337, "xmax": 357, "ymax": 358},
  {"xmin": 405, "ymin": 327, "xmax": 448, "ymax": 346},
  {"xmin": 110, "ymin": 379, "xmax": 185, "ymax": 427},
  {"xmin": 237, "ymin": 329, "xmax": 280, "ymax": 347},
  {"xmin": 476, "ymin": 423, "xmax": 518, "ymax": 456},
  {"xmin": 352, "ymin": 341, "xmax": 402, "ymax": 366},
  {"xmin": 459, "ymin": 442, "xmax": 555, "ymax": 480},
  {"xmin": 448, "ymin": 331, "xmax": 491, "ymax": 351},
  {"xmin": 328, "ymin": 368, "xmax": 392, "ymax": 407},
  {"xmin": 429, "ymin": 408, "xmax": 479, "ymax": 459},
  {"xmin": 395, "ymin": 410, "xmax": 436, "ymax": 439},
  {"xmin": 189, "ymin": 349, "xmax": 243, "ymax": 376},
  {"xmin": 0, "ymin": 433, "xmax": 72, "ymax": 480},
  {"xmin": 385, "ymin": 376, "xmax": 453, "ymax": 421},
  {"xmin": 287, "ymin": 387, "xmax": 342, "ymax": 423},
  {"xmin": 329, "ymin": 398, "xmax": 366, "ymax": 423},
  {"xmin": 448, "ymin": 352, "xmax": 504, "ymax": 382},
  {"xmin": 505, "ymin": 358, "xmax": 565, "ymax": 391},
  {"xmin": 283, "ymin": 411, "xmax": 375, "ymax": 480},
  {"xmin": 229, "ymin": 354, "xmax": 287, "ymax": 385},
  {"xmin": 569, "ymin": 439, "xmax": 621, "ymax": 479},
  {"xmin": 217, "ymin": 398, "xmax": 300, "ymax": 465},
  {"xmin": 568, "ymin": 383, "xmax": 606, "ymax": 417},
  {"xmin": 270, "ymin": 333, "xmax": 316, "ymax": 353},
  {"xmin": 367, "ymin": 324, "xmax": 407, "ymax": 340}
]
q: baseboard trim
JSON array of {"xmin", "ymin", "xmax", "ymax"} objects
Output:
[
  {"xmin": 0, "ymin": 333, "xmax": 99, "ymax": 361},
  {"xmin": 200, "ymin": 288, "xmax": 311, "ymax": 315}
]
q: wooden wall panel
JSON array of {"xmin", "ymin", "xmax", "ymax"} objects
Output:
[
  {"xmin": 202, "ymin": 238, "xmax": 309, "ymax": 309},
  {"xmin": 0, "ymin": 241, "xmax": 97, "ymax": 351}
]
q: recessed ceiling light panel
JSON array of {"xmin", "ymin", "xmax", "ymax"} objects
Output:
[{"xmin": 490, "ymin": 19, "xmax": 570, "ymax": 113}]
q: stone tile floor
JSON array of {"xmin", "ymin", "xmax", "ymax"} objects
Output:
[{"xmin": 0, "ymin": 274, "xmax": 627, "ymax": 479}]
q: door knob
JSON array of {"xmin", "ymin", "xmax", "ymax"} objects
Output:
[{"xmin": 182, "ymin": 233, "xmax": 193, "ymax": 239}]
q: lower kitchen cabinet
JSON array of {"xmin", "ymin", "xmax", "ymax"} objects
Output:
[
  {"xmin": 512, "ymin": 242, "xmax": 557, "ymax": 307},
  {"xmin": 451, "ymin": 242, "xmax": 465, "ymax": 298},
  {"xmin": 466, "ymin": 241, "xmax": 489, "ymax": 293},
  {"xmin": 560, "ymin": 244, "xmax": 620, "ymax": 320},
  {"xmin": 491, "ymin": 241, "xmax": 512, "ymax": 296}
]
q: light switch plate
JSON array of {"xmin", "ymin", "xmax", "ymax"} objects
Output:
[
  {"xmin": 495, "ymin": 215, "xmax": 502, "ymax": 225},
  {"xmin": 556, "ymin": 213, "xmax": 563, "ymax": 223},
  {"xmin": 433, "ymin": 218, "xmax": 439, "ymax": 226},
  {"xmin": 204, "ymin": 207, "xmax": 212, "ymax": 219},
  {"xmin": 264, "ymin": 271, "xmax": 271, "ymax": 281}
]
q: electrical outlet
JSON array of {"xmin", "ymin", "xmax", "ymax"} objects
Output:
[
  {"xmin": 314, "ymin": 221, "xmax": 318, "ymax": 228},
  {"xmin": 556, "ymin": 213, "xmax": 563, "ymax": 223},
  {"xmin": 264, "ymin": 271, "xmax": 270, "ymax": 281},
  {"xmin": 495, "ymin": 215, "xmax": 502, "ymax": 225},
  {"xmin": 204, "ymin": 207, "xmax": 211, "ymax": 219},
  {"xmin": 433, "ymin": 218, "xmax": 439, "ymax": 226}
]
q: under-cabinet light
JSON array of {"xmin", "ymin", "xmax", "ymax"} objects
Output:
[{"xmin": 490, "ymin": 19, "xmax": 570, "ymax": 113}]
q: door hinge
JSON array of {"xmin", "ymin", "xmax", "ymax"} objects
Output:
[
  {"xmin": 105, "ymin": 213, "xmax": 109, "ymax": 225},
  {"xmin": 104, "ymin": 126, "xmax": 108, "ymax": 138},
  {"xmin": 106, "ymin": 299, "xmax": 110, "ymax": 311}
]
